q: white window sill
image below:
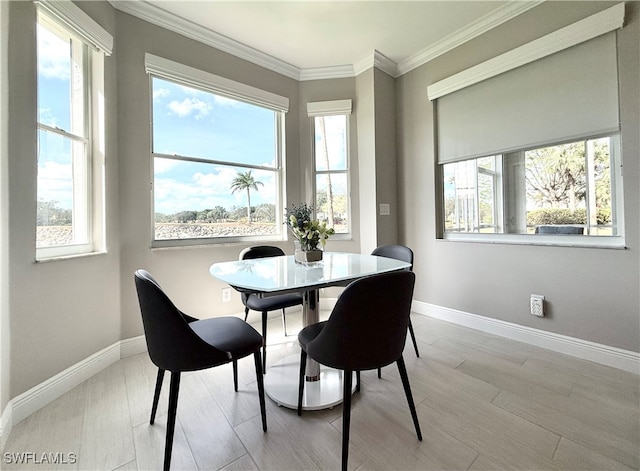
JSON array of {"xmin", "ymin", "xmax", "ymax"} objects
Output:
[
  {"xmin": 441, "ymin": 233, "xmax": 626, "ymax": 250},
  {"xmin": 36, "ymin": 250, "xmax": 108, "ymax": 263}
]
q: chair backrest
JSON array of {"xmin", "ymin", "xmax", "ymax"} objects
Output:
[
  {"xmin": 134, "ymin": 269, "xmax": 228, "ymax": 372},
  {"xmin": 306, "ymin": 271, "xmax": 416, "ymax": 371},
  {"xmin": 239, "ymin": 246, "xmax": 286, "ymax": 303},
  {"xmin": 535, "ymin": 225, "xmax": 584, "ymax": 234},
  {"xmin": 240, "ymin": 245, "xmax": 285, "ymax": 260},
  {"xmin": 371, "ymin": 245, "xmax": 413, "ymax": 271}
]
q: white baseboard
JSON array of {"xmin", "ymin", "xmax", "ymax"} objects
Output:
[
  {"xmin": 120, "ymin": 335, "xmax": 147, "ymax": 358},
  {"xmin": 0, "ymin": 399, "xmax": 11, "ymax": 451},
  {"xmin": 412, "ymin": 300, "xmax": 640, "ymax": 374},
  {"xmin": 0, "ymin": 336, "xmax": 150, "ymax": 449}
]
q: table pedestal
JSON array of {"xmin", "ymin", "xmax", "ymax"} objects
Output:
[
  {"xmin": 302, "ymin": 289, "xmax": 320, "ymax": 380},
  {"xmin": 264, "ymin": 354, "xmax": 357, "ymax": 410},
  {"xmin": 264, "ymin": 288, "xmax": 355, "ymax": 410}
]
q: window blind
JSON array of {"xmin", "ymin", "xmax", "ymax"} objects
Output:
[
  {"xmin": 145, "ymin": 54, "xmax": 289, "ymax": 112},
  {"xmin": 436, "ymin": 32, "xmax": 619, "ymax": 164}
]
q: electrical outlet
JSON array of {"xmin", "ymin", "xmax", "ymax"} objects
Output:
[
  {"xmin": 530, "ymin": 294, "xmax": 545, "ymax": 317},
  {"xmin": 222, "ymin": 287, "xmax": 231, "ymax": 303}
]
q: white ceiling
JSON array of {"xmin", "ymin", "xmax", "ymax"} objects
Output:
[{"xmin": 114, "ymin": 1, "xmax": 542, "ymax": 79}]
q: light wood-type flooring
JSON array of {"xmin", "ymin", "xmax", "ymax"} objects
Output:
[{"xmin": 3, "ymin": 313, "xmax": 639, "ymax": 470}]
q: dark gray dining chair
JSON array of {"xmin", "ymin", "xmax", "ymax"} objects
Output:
[
  {"xmin": 134, "ymin": 269, "xmax": 267, "ymax": 471},
  {"xmin": 371, "ymin": 244, "xmax": 419, "ymax": 377},
  {"xmin": 296, "ymin": 271, "xmax": 422, "ymax": 471},
  {"xmin": 239, "ymin": 246, "xmax": 304, "ymax": 372}
]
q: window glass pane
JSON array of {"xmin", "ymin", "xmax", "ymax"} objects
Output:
[
  {"xmin": 442, "ymin": 136, "xmax": 618, "ymax": 238},
  {"xmin": 478, "ymin": 172, "xmax": 496, "ymax": 232},
  {"xmin": 37, "ymin": 129, "xmax": 88, "ymax": 247},
  {"xmin": 443, "ymin": 159, "xmax": 478, "ymax": 233},
  {"xmin": 154, "ymin": 158, "xmax": 279, "ymax": 240},
  {"xmin": 314, "ymin": 115, "xmax": 347, "ymax": 171},
  {"xmin": 152, "ymin": 77, "xmax": 276, "ymax": 167},
  {"xmin": 316, "ymin": 173, "xmax": 348, "ymax": 234},
  {"xmin": 37, "ymin": 21, "xmax": 72, "ymax": 131}
]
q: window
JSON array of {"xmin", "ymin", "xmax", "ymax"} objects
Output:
[
  {"xmin": 146, "ymin": 55, "xmax": 288, "ymax": 246},
  {"xmin": 308, "ymin": 100, "xmax": 352, "ymax": 235},
  {"xmin": 444, "ymin": 136, "xmax": 621, "ymax": 238},
  {"xmin": 430, "ymin": 6, "xmax": 625, "ymax": 247},
  {"xmin": 36, "ymin": 3, "xmax": 111, "ymax": 260}
]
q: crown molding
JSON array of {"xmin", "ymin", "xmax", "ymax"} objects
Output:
[
  {"xmin": 354, "ymin": 50, "xmax": 399, "ymax": 78},
  {"xmin": 299, "ymin": 65, "xmax": 355, "ymax": 82},
  {"xmin": 110, "ymin": 0, "xmax": 301, "ymax": 80},
  {"xmin": 398, "ymin": 0, "xmax": 544, "ymax": 76},
  {"xmin": 427, "ymin": 2, "xmax": 625, "ymax": 100},
  {"xmin": 110, "ymin": 0, "xmax": 541, "ymax": 81}
]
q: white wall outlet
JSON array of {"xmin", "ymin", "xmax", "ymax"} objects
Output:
[
  {"xmin": 379, "ymin": 203, "xmax": 390, "ymax": 216},
  {"xmin": 530, "ymin": 294, "xmax": 545, "ymax": 317},
  {"xmin": 222, "ymin": 287, "xmax": 232, "ymax": 303}
]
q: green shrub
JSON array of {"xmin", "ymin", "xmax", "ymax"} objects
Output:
[{"xmin": 527, "ymin": 207, "xmax": 611, "ymax": 226}]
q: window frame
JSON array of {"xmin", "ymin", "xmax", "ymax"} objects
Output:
[
  {"xmin": 35, "ymin": 5, "xmax": 109, "ymax": 261},
  {"xmin": 146, "ymin": 56, "xmax": 289, "ymax": 248},
  {"xmin": 440, "ymin": 134, "xmax": 625, "ymax": 249},
  {"xmin": 308, "ymin": 100, "xmax": 352, "ymax": 239}
]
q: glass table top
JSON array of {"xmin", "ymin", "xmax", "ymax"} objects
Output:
[{"xmin": 209, "ymin": 252, "xmax": 410, "ymax": 293}]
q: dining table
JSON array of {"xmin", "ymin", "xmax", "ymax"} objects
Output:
[{"xmin": 209, "ymin": 251, "xmax": 411, "ymax": 410}]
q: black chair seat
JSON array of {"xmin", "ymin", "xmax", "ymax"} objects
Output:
[
  {"xmin": 298, "ymin": 321, "xmax": 326, "ymax": 349},
  {"xmin": 244, "ymin": 293, "xmax": 303, "ymax": 312},
  {"xmin": 297, "ymin": 271, "xmax": 422, "ymax": 471},
  {"xmin": 134, "ymin": 270, "xmax": 267, "ymax": 471},
  {"xmin": 190, "ymin": 317, "xmax": 263, "ymax": 360},
  {"xmin": 239, "ymin": 246, "xmax": 304, "ymax": 372}
]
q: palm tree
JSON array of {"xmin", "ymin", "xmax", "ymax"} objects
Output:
[{"xmin": 230, "ymin": 170, "xmax": 263, "ymax": 224}]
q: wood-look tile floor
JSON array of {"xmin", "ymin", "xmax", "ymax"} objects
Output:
[{"xmin": 3, "ymin": 313, "xmax": 639, "ymax": 470}]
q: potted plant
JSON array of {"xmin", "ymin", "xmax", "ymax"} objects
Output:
[{"xmin": 285, "ymin": 203, "xmax": 335, "ymax": 264}]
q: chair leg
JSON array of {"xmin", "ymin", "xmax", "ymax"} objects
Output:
[
  {"xmin": 281, "ymin": 308, "xmax": 288, "ymax": 336},
  {"xmin": 233, "ymin": 359, "xmax": 238, "ymax": 392},
  {"xmin": 262, "ymin": 311, "xmax": 268, "ymax": 373},
  {"xmin": 396, "ymin": 356, "xmax": 422, "ymax": 441},
  {"xmin": 408, "ymin": 318, "xmax": 420, "ymax": 357},
  {"xmin": 163, "ymin": 372, "xmax": 181, "ymax": 471},
  {"xmin": 356, "ymin": 371, "xmax": 361, "ymax": 392},
  {"xmin": 253, "ymin": 351, "xmax": 267, "ymax": 432},
  {"xmin": 297, "ymin": 349, "xmax": 307, "ymax": 416},
  {"xmin": 341, "ymin": 370, "xmax": 353, "ymax": 471},
  {"xmin": 244, "ymin": 307, "xmax": 249, "ymax": 322},
  {"xmin": 150, "ymin": 368, "xmax": 165, "ymax": 424},
  {"xmin": 377, "ymin": 367, "xmax": 382, "ymax": 379}
]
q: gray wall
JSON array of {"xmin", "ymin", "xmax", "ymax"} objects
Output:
[
  {"xmin": 1, "ymin": 0, "xmax": 10, "ymax": 415},
  {"xmin": 396, "ymin": 1, "xmax": 640, "ymax": 352},
  {"xmin": 6, "ymin": 1, "xmax": 121, "ymax": 398}
]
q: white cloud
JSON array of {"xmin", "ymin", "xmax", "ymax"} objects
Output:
[
  {"xmin": 153, "ymin": 88, "xmax": 170, "ymax": 102},
  {"xmin": 153, "ymin": 158, "xmax": 180, "ymax": 174},
  {"xmin": 167, "ymin": 98, "xmax": 211, "ymax": 120},
  {"xmin": 154, "ymin": 167, "xmax": 276, "ymax": 214},
  {"xmin": 36, "ymin": 24, "xmax": 70, "ymax": 81},
  {"xmin": 214, "ymin": 95, "xmax": 241, "ymax": 107},
  {"xmin": 37, "ymin": 161, "xmax": 72, "ymax": 208}
]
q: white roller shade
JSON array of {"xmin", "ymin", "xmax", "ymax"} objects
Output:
[
  {"xmin": 36, "ymin": 0, "xmax": 113, "ymax": 55},
  {"xmin": 145, "ymin": 54, "xmax": 289, "ymax": 112},
  {"xmin": 436, "ymin": 32, "xmax": 619, "ymax": 164},
  {"xmin": 307, "ymin": 100, "xmax": 352, "ymax": 117}
]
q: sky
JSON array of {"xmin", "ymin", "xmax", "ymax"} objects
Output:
[{"xmin": 37, "ymin": 21, "xmax": 348, "ymax": 220}]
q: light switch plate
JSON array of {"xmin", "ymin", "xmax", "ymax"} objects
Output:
[{"xmin": 379, "ymin": 203, "xmax": 390, "ymax": 216}]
